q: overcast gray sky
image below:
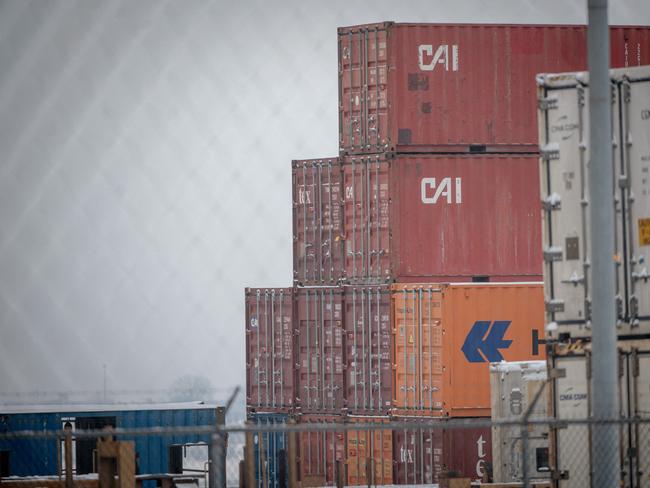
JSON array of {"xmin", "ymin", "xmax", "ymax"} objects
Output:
[{"xmin": 0, "ymin": 0, "xmax": 648, "ymax": 404}]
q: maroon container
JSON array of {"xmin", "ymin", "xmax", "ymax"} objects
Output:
[
  {"xmin": 298, "ymin": 414, "xmax": 346, "ymax": 486},
  {"xmin": 245, "ymin": 288, "xmax": 295, "ymax": 413},
  {"xmin": 392, "ymin": 418, "xmax": 492, "ymax": 484},
  {"xmin": 295, "ymin": 287, "xmax": 345, "ymax": 413},
  {"xmin": 339, "ymin": 22, "xmax": 650, "ymax": 154},
  {"xmin": 343, "ymin": 285, "xmax": 392, "ymax": 415},
  {"xmin": 342, "ymin": 153, "xmax": 543, "ymax": 283},
  {"xmin": 292, "ymin": 158, "xmax": 345, "ymax": 286}
]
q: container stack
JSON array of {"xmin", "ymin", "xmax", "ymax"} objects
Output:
[
  {"xmin": 245, "ymin": 22, "xmax": 650, "ymax": 487},
  {"xmin": 536, "ymin": 65, "xmax": 650, "ymax": 486}
]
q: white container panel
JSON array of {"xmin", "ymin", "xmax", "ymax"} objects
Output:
[
  {"xmin": 620, "ymin": 70, "xmax": 650, "ymax": 328},
  {"xmin": 490, "ymin": 361, "xmax": 550, "ymax": 483},
  {"xmin": 552, "ymin": 354, "xmax": 590, "ymax": 488}
]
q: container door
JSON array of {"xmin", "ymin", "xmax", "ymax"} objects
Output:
[
  {"xmin": 75, "ymin": 416, "xmax": 116, "ymax": 474},
  {"xmin": 392, "ymin": 423, "xmax": 442, "ymax": 485},
  {"xmin": 346, "ymin": 425, "xmax": 392, "ymax": 486},
  {"xmin": 292, "ymin": 159, "xmax": 344, "ymax": 286},
  {"xmin": 392, "ymin": 286, "xmax": 444, "ymax": 413},
  {"xmin": 620, "ymin": 73, "xmax": 650, "ymax": 332},
  {"xmin": 339, "ymin": 26, "xmax": 389, "ymax": 153},
  {"xmin": 252, "ymin": 417, "xmax": 288, "ymax": 488},
  {"xmin": 344, "ymin": 286, "xmax": 392, "ymax": 414},
  {"xmin": 246, "ymin": 289, "xmax": 294, "ymax": 411},
  {"xmin": 539, "ymin": 81, "xmax": 592, "ymax": 338},
  {"xmin": 631, "ymin": 349, "xmax": 650, "ymax": 488},
  {"xmin": 297, "ymin": 288, "xmax": 344, "ymax": 413},
  {"xmin": 552, "ymin": 354, "xmax": 590, "ymax": 488},
  {"xmin": 299, "ymin": 426, "xmax": 345, "ymax": 486},
  {"xmin": 342, "ymin": 156, "xmax": 390, "ymax": 283}
]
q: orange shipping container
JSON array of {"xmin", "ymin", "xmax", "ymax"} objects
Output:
[
  {"xmin": 392, "ymin": 283, "xmax": 545, "ymax": 417},
  {"xmin": 346, "ymin": 416, "xmax": 393, "ymax": 486}
]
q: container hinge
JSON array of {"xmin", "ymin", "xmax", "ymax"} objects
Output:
[
  {"xmin": 546, "ymin": 299, "xmax": 565, "ymax": 313},
  {"xmin": 544, "ymin": 246, "xmax": 563, "ymax": 262},
  {"xmin": 540, "ymin": 143, "xmax": 560, "ymax": 160},
  {"xmin": 542, "ymin": 193, "xmax": 562, "ymax": 211},
  {"xmin": 539, "ymin": 96, "xmax": 558, "ymax": 111},
  {"xmin": 549, "ymin": 368, "xmax": 566, "ymax": 379},
  {"xmin": 618, "ymin": 174, "xmax": 630, "ymax": 189}
]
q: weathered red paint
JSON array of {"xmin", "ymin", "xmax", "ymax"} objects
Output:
[
  {"xmin": 342, "ymin": 153, "xmax": 543, "ymax": 283},
  {"xmin": 298, "ymin": 414, "xmax": 346, "ymax": 486},
  {"xmin": 339, "ymin": 22, "xmax": 650, "ymax": 153},
  {"xmin": 392, "ymin": 417, "xmax": 492, "ymax": 484},
  {"xmin": 245, "ymin": 288, "xmax": 295, "ymax": 413},
  {"xmin": 295, "ymin": 287, "xmax": 345, "ymax": 414},
  {"xmin": 292, "ymin": 158, "xmax": 345, "ymax": 286},
  {"xmin": 343, "ymin": 285, "xmax": 392, "ymax": 415}
]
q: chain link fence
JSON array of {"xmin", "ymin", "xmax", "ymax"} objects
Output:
[{"xmin": 2, "ymin": 416, "xmax": 649, "ymax": 488}]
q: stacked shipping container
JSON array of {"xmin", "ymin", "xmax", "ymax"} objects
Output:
[
  {"xmin": 245, "ymin": 23, "xmax": 650, "ymax": 486},
  {"xmin": 535, "ymin": 65, "xmax": 650, "ymax": 488}
]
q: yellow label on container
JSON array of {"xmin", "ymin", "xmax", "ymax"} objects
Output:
[{"xmin": 640, "ymin": 218, "xmax": 650, "ymax": 246}]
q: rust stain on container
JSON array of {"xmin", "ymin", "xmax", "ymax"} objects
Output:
[
  {"xmin": 295, "ymin": 287, "xmax": 345, "ymax": 414},
  {"xmin": 392, "ymin": 283, "xmax": 546, "ymax": 416},
  {"xmin": 343, "ymin": 154, "xmax": 543, "ymax": 284},
  {"xmin": 343, "ymin": 285, "xmax": 393, "ymax": 415},
  {"xmin": 245, "ymin": 288, "xmax": 295, "ymax": 413},
  {"xmin": 293, "ymin": 158, "xmax": 345, "ymax": 286},
  {"xmin": 392, "ymin": 417, "xmax": 492, "ymax": 484},
  {"xmin": 339, "ymin": 22, "xmax": 650, "ymax": 153}
]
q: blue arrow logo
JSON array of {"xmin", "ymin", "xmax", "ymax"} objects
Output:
[{"xmin": 461, "ymin": 321, "xmax": 513, "ymax": 363}]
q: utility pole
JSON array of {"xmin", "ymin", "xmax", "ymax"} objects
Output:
[
  {"xmin": 586, "ymin": 0, "xmax": 620, "ymax": 486},
  {"xmin": 103, "ymin": 364, "xmax": 107, "ymax": 402}
]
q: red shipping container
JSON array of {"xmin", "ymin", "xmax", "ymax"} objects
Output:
[
  {"xmin": 343, "ymin": 285, "xmax": 393, "ymax": 415},
  {"xmin": 295, "ymin": 287, "xmax": 345, "ymax": 413},
  {"xmin": 292, "ymin": 158, "xmax": 345, "ymax": 286},
  {"xmin": 245, "ymin": 288, "xmax": 295, "ymax": 413},
  {"xmin": 339, "ymin": 23, "xmax": 650, "ymax": 154},
  {"xmin": 342, "ymin": 153, "xmax": 542, "ymax": 283},
  {"xmin": 298, "ymin": 415, "xmax": 346, "ymax": 486},
  {"xmin": 392, "ymin": 417, "xmax": 492, "ymax": 484}
]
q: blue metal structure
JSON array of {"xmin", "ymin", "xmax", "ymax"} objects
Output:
[
  {"xmin": 250, "ymin": 413, "xmax": 289, "ymax": 488},
  {"xmin": 0, "ymin": 402, "xmax": 218, "ymax": 477}
]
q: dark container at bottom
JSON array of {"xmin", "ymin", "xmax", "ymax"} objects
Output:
[
  {"xmin": 249, "ymin": 413, "xmax": 289, "ymax": 488},
  {"xmin": 392, "ymin": 417, "xmax": 492, "ymax": 484}
]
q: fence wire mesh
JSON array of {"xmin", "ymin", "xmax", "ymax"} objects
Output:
[{"xmin": 2, "ymin": 417, "xmax": 650, "ymax": 488}]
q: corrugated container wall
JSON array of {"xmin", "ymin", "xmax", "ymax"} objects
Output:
[
  {"xmin": 537, "ymin": 65, "xmax": 650, "ymax": 340},
  {"xmin": 392, "ymin": 283, "xmax": 546, "ymax": 417},
  {"xmin": 248, "ymin": 413, "xmax": 290, "ymax": 488},
  {"xmin": 343, "ymin": 285, "xmax": 392, "ymax": 415},
  {"xmin": 295, "ymin": 287, "xmax": 345, "ymax": 413},
  {"xmin": 245, "ymin": 288, "xmax": 295, "ymax": 413},
  {"xmin": 343, "ymin": 154, "xmax": 543, "ymax": 284},
  {"xmin": 292, "ymin": 158, "xmax": 345, "ymax": 286},
  {"xmin": 489, "ymin": 361, "xmax": 550, "ymax": 483},
  {"xmin": 339, "ymin": 22, "xmax": 650, "ymax": 154},
  {"xmin": 548, "ymin": 340, "xmax": 650, "ymax": 488},
  {"xmin": 392, "ymin": 417, "xmax": 492, "ymax": 484},
  {"xmin": 0, "ymin": 406, "xmax": 216, "ymax": 477}
]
